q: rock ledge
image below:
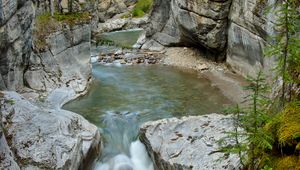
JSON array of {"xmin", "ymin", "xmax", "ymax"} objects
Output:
[{"xmin": 140, "ymin": 114, "xmax": 241, "ymax": 170}]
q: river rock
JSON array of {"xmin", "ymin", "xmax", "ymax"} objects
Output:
[
  {"xmin": 139, "ymin": 114, "xmax": 241, "ymax": 170},
  {"xmin": 0, "ymin": 91, "xmax": 102, "ymax": 169}
]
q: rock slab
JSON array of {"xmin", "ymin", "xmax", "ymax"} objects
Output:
[
  {"xmin": 0, "ymin": 91, "xmax": 102, "ymax": 170},
  {"xmin": 140, "ymin": 114, "xmax": 241, "ymax": 170}
]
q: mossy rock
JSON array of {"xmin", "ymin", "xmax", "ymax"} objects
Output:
[
  {"xmin": 277, "ymin": 103, "xmax": 300, "ymax": 147},
  {"xmin": 274, "ymin": 156, "xmax": 300, "ymax": 170},
  {"xmin": 33, "ymin": 12, "xmax": 91, "ymax": 52}
]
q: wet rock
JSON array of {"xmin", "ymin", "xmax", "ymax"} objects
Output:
[
  {"xmin": 140, "ymin": 114, "xmax": 241, "ymax": 170},
  {"xmin": 0, "ymin": 91, "xmax": 102, "ymax": 169}
]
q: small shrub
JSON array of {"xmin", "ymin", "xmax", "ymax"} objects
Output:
[
  {"xmin": 130, "ymin": 0, "xmax": 153, "ymax": 18},
  {"xmin": 132, "ymin": 9, "xmax": 145, "ymax": 17}
]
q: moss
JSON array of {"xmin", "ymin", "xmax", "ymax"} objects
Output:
[
  {"xmin": 132, "ymin": 8, "xmax": 145, "ymax": 17},
  {"xmin": 277, "ymin": 103, "xmax": 300, "ymax": 147},
  {"xmin": 274, "ymin": 156, "xmax": 300, "ymax": 170},
  {"xmin": 33, "ymin": 12, "xmax": 91, "ymax": 52},
  {"xmin": 129, "ymin": 0, "xmax": 153, "ymax": 18}
]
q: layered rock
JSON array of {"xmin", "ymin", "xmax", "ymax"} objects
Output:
[
  {"xmin": 140, "ymin": 114, "xmax": 241, "ymax": 170},
  {"xmin": 0, "ymin": 0, "xmax": 34, "ymax": 91},
  {"xmin": 226, "ymin": 0, "xmax": 276, "ymax": 77},
  {"xmin": 0, "ymin": 91, "xmax": 101, "ymax": 169},
  {"xmin": 1, "ymin": 1, "xmax": 102, "ymax": 169},
  {"xmin": 98, "ymin": 0, "xmax": 136, "ymax": 22},
  {"xmin": 142, "ymin": 0, "xmax": 232, "ymax": 58},
  {"xmin": 24, "ymin": 24, "xmax": 92, "ymax": 99}
]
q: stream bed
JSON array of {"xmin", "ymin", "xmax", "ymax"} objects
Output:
[{"xmin": 63, "ymin": 64, "xmax": 232, "ymax": 169}]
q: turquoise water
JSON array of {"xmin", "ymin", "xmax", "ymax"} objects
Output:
[
  {"xmin": 98, "ymin": 29, "xmax": 143, "ymax": 47},
  {"xmin": 63, "ymin": 64, "xmax": 232, "ymax": 168}
]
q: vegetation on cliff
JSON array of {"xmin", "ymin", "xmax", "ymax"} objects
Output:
[
  {"xmin": 33, "ymin": 12, "xmax": 90, "ymax": 51},
  {"xmin": 222, "ymin": 1, "xmax": 300, "ymax": 169},
  {"xmin": 122, "ymin": 0, "xmax": 153, "ymax": 18}
]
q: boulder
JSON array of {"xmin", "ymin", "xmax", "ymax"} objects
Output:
[
  {"xmin": 139, "ymin": 114, "xmax": 241, "ymax": 170},
  {"xmin": 0, "ymin": 91, "xmax": 102, "ymax": 169}
]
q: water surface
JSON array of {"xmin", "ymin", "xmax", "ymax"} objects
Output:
[
  {"xmin": 63, "ymin": 64, "xmax": 232, "ymax": 169},
  {"xmin": 99, "ymin": 29, "xmax": 143, "ymax": 47}
]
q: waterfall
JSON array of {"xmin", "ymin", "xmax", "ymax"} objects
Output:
[{"xmin": 95, "ymin": 140, "xmax": 154, "ymax": 170}]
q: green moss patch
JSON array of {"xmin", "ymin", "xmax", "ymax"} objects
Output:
[
  {"xmin": 274, "ymin": 156, "xmax": 300, "ymax": 170},
  {"xmin": 277, "ymin": 103, "xmax": 300, "ymax": 147},
  {"xmin": 123, "ymin": 0, "xmax": 153, "ymax": 18}
]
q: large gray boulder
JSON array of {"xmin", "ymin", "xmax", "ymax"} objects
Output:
[
  {"xmin": 226, "ymin": 0, "xmax": 276, "ymax": 77},
  {"xmin": 143, "ymin": 0, "xmax": 232, "ymax": 57},
  {"xmin": 0, "ymin": 91, "xmax": 102, "ymax": 169},
  {"xmin": 139, "ymin": 114, "xmax": 241, "ymax": 170},
  {"xmin": 0, "ymin": 0, "xmax": 34, "ymax": 91}
]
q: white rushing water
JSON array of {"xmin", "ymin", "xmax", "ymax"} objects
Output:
[{"xmin": 95, "ymin": 140, "xmax": 154, "ymax": 170}]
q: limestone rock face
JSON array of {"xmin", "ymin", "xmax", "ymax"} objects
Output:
[
  {"xmin": 139, "ymin": 114, "xmax": 241, "ymax": 170},
  {"xmin": 98, "ymin": 0, "xmax": 130, "ymax": 22},
  {"xmin": 226, "ymin": 0, "xmax": 275, "ymax": 77},
  {"xmin": 143, "ymin": 0, "xmax": 232, "ymax": 56},
  {"xmin": 0, "ymin": 0, "xmax": 34, "ymax": 90},
  {"xmin": 0, "ymin": 91, "xmax": 102, "ymax": 170},
  {"xmin": 24, "ymin": 24, "xmax": 92, "ymax": 98}
]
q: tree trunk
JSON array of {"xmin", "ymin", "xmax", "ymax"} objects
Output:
[{"xmin": 50, "ymin": 0, "xmax": 54, "ymax": 16}]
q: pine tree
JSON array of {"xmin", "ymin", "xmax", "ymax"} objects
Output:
[
  {"xmin": 220, "ymin": 71, "xmax": 273, "ymax": 170},
  {"xmin": 242, "ymin": 71, "xmax": 273, "ymax": 170},
  {"xmin": 265, "ymin": 0, "xmax": 300, "ymax": 107}
]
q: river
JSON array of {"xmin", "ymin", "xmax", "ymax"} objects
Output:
[{"xmin": 63, "ymin": 63, "xmax": 232, "ymax": 170}]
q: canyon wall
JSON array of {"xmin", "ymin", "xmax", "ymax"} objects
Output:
[
  {"xmin": 0, "ymin": 0, "xmax": 34, "ymax": 91},
  {"xmin": 143, "ymin": 0, "xmax": 275, "ymax": 76},
  {"xmin": 0, "ymin": 1, "xmax": 102, "ymax": 169},
  {"xmin": 143, "ymin": 0, "xmax": 232, "ymax": 61},
  {"xmin": 25, "ymin": 24, "xmax": 92, "ymax": 99},
  {"xmin": 227, "ymin": 0, "xmax": 275, "ymax": 77}
]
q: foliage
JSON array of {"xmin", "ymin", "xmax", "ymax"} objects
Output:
[
  {"xmin": 265, "ymin": 0, "xmax": 300, "ymax": 106},
  {"xmin": 132, "ymin": 8, "xmax": 145, "ymax": 17},
  {"xmin": 127, "ymin": 0, "xmax": 153, "ymax": 18},
  {"xmin": 221, "ymin": 105, "xmax": 247, "ymax": 167},
  {"xmin": 33, "ymin": 12, "xmax": 90, "ymax": 51},
  {"xmin": 220, "ymin": 71, "xmax": 274, "ymax": 170}
]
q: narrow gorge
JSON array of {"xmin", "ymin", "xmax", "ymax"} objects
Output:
[{"xmin": 0, "ymin": 0, "xmax": 299, "ymax": 170}]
